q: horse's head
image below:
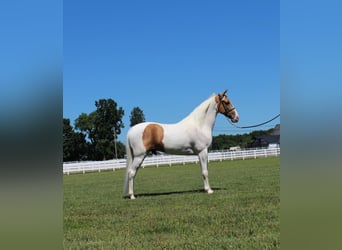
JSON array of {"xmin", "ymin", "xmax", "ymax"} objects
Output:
[{"xmin": 216, "ymin": 90, "xmax": 239, "ymax": 123}]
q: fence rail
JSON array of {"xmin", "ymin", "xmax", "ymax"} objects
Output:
[{"xmin": 63, "ymin": 147, "xmax": 280, "ymax": 175}]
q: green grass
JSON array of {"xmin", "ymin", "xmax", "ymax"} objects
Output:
[{"xmin": 64, "ymin": 157, "xmax": 280, "ymax": 249}]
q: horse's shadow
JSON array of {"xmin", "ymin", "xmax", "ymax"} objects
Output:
[{"xmin": 135, "ymin": 187, "xmax": 225, "ymax": 198}]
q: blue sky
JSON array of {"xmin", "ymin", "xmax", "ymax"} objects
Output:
[{"xmin": 64, "ymin": 0, "xmax": 279, "ymax": 142}]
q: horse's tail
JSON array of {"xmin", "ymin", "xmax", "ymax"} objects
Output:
[{"xmin": 123, "ymin": 135, "xmax": 133, "ymax": 197}]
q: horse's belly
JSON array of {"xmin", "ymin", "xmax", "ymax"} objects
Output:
[
  {"xmin": 162, "ymin": 127, "xmax": 201, "ymax": 155},
  {"xmin": 164, "ymin": 147, "xmax": 195, "ymax": 155}
]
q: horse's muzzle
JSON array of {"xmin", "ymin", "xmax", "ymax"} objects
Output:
[
  {"xmin": 230, "ymin": 113, "xmax": 239, "ymax": 123},
  {"xmin": 231, "ymin": 117, "xmax": 239, "ymax": 123}
]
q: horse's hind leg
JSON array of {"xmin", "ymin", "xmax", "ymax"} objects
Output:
[
  {"xmin": 128, "ymin": 155, "xmax": 145, "ymax": 199},
  {"xmin": 198, "ymin": 149, "xmax": 213, "ymax": 194}
]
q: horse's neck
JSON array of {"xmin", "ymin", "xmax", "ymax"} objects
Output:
[{"xmin": 180, "ymin": 97, "xmax": 217, "ymax": 130}]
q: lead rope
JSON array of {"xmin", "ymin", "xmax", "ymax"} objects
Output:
[{"xmin": 228, "ymin": 114, "xmax": 280, "ymax": 129}]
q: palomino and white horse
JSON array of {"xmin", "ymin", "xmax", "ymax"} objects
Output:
[{"xmin": 124, "ymin": 90, "xmax": 239, "ymax": 199}]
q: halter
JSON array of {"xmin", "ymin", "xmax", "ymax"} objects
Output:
[{"xmin": 217, "ymin": 96, "xmax": 236, "ymax": 117}]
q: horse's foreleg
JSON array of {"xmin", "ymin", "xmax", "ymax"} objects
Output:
[
  {"xmin": 198, "ymin": 149, "xmax": 213, "ymax": 194},
  {"xmin": 128, "ymin": 155, "xmax": 145, "ymax": 199}
]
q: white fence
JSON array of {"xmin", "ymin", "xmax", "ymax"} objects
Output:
[{"xmin": 63, "ymin": 147, "xmax": 280, "ymax": 175}]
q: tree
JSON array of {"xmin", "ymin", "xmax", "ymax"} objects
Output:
[
  {"xmin": 74, "ymin": 99, "xmax": 125, "ymax": 160},
  {"xmin": 63, "ymin": 118, "xmax": 88, "ymax": 161},
  {"xmin": 129, "ymin": 107, "xmax": 145, "ymax": 127},
  {"xmin": 93, "ymin": 99, "xmax": 125, "ymax": 160},
  {"xmin": 74, "ymin": 112, "xmax": 96, "ymax": 143}
]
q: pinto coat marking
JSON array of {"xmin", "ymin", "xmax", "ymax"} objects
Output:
[
  {"xmin": 142, "ymin": 124, "xmax": 165, "ymax": 153},
  {"xmin": 123, "ymin": 90, "xmax": 239, "ymax": 199}
]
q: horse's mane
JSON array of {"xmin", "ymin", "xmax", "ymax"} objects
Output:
[{"xmin": 181, "ymin": 94, "xmax": 216, "ymax": 126}]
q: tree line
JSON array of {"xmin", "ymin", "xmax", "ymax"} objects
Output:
[
  {"xmin": 63, "ymin": 98, "xmax": 145, "ymax": 162},
  {"xmin": 63, "ymin": 98, "xmax": 274, "ymax": 162},
  {"xmin": 210, "ymin": 129, "xmax": 274, "ymax": 151}
]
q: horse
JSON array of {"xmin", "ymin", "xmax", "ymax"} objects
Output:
[{"xmin": 123, "ymin": 90, "xmax": 239, "ymax": 199}]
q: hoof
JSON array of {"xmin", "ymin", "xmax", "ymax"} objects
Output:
[
  {"xmin": 207, "ymin": 189, "xmax": 214, "ymax": 194},
  {"xmin": 130, "ymin": 195, "xmax": 136, "ymax": 200}
]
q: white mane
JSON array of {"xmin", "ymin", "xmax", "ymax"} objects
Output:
[{"xmin": 180, "ymin": 94, "xmax": 216, "ymax": 126}]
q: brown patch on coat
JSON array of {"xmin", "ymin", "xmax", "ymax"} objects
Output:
[{"xmin": 142, "ymin": 124, "xmax": 165, "ymax": 153}]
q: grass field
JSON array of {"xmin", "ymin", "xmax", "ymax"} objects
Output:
[{"xmin": 64, "ymin": 157, "xmax": 280, "ymax": 249}]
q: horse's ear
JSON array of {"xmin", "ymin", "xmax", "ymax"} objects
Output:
[{"xmin": 221, "ymin": 90, "xmax": 227, "ymax": 96}]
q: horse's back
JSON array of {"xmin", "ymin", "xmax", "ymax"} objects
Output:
[
  {"xmin": 127, "ymin": 122, "xmax": 161, "ymax": 138},
  {"xmin": 127, "ymin": 122, "xmax": 165, "ymax": 154}
]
